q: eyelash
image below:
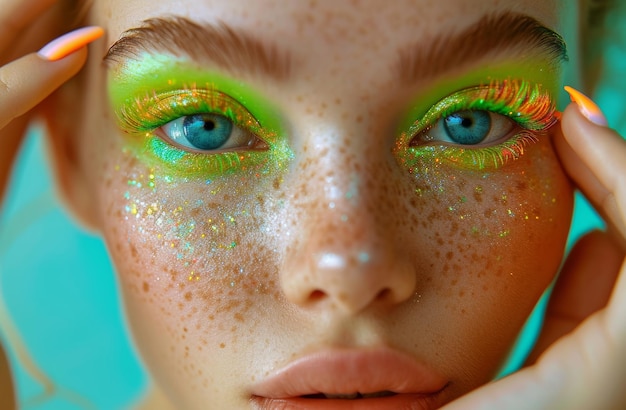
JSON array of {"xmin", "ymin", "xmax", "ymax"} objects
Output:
[
  {"xmin": 395, "ymin": 79, "xmax": 557, "ymax": 170},
  {"xmin": 115, "ymin": 87, "xmax": 281, "ymax": 178},
  {"xmin": 117, "ymin": 79, "xmax": 554, "ymax": 178}
]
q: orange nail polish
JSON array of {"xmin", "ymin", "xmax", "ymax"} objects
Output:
[
  {"xmin": 564, "ymin": 86, "xmax": 608, "ymax": 127},
  {"xmin": 38, "ymin": 26, "xmax": 104, "ymax": 62}
]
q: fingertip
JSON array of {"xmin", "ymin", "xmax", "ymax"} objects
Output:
[
  {"xmin": 563, "ymin": 86, "xmax": 608, "ymax": 127},
  {"xmin": 559, "ymin": 103, "xmax": 605, "ymax": 150},
  {"xmin": 37, "ymin": 26, "xmax": 104, "ymax": 62}
]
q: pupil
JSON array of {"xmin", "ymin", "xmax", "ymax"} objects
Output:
[
  {"xmin": 204, "ymin": 121, "xmax": 216, "ymax": 131},
  {"xmin": 461, "ymin": 117, "xmax": 473, "ymax": 127}
]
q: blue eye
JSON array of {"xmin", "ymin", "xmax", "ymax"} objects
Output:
[
  {"xmin": 158, "ymin": 113, "xmax": 263, "ymax": 152},
  {"xmin": 182, "ymin": 114, "xmax": 232, "ymax": 149},
  {"xmin": 444, "ymin": 110, "xmax": 490, "ymax": 144},
  {"xmin": 422, "ymin": 110, "xmax": 515, "ymax": 146}
]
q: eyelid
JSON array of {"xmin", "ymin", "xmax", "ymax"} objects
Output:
[
  {"xmin": 115, "ymin": 88, "xmax": 263, "ymax": 138},
  {"xmin": 407, "ymin": 79, "xmax": 557, "ymax": 139},
  {"xmin": 394, "ymin": 79, "xmax": 557, "ymax": 171},
  {"xmin": 111, "ymin": 83, "xmax": 293, "ymax": 179}
]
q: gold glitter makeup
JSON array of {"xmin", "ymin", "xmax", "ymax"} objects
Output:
[{"xmin": 395, "ymin": 79, "xmax": 557, "ymax": 171}]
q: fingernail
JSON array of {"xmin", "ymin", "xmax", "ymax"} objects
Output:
[
  {"xmin": 38, "ymin": 26, "xmax": 104, "ymax": 62},
  {"xmin": 564, "ymin": 86, "xmax": 608, "ymax": 127}
]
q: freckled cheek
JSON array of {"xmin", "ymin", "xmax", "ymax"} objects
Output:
[
  {"xmin": 93, "ymin": 150, "xmax": 286, "ymax": 393},
  {"xmin": 401, "ymin": 139, "xmax": 572, "ymax": 378}
]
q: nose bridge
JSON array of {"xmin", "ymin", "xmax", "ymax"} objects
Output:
[
  {"xmin": 295, "ymin": 119, "xmax": 390, "ymax": 254},
  {"xmin": 280, "ymin": 121, "xmax": 416, "ymax": 314}
]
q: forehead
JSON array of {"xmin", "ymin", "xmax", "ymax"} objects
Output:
[{"xmin": 93, "ymin": 0, "xmax": 559, "ymax": 57}]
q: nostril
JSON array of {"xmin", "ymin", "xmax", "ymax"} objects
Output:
[
  {"xmin": 309, "ymin": 289, "xmax": 326, "ymax": 302},
  {"xmin": 376, "ymin": 288, "xmax": 392, "ymax": 302}
]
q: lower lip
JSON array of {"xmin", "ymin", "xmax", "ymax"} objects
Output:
[{"xmin": 251, "ymin": 393, "xmax": 441, "ymax": 409}]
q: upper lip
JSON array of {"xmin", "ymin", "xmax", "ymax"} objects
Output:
[{"xmin": 251, "ymin": 347, "xmax": 448, "ymax": 398}]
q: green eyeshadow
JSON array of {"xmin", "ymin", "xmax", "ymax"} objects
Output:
[{"xmin": 108, "ymin": 53, "xmax": 292, "ymax": 179}]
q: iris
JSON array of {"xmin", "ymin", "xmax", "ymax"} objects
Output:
[
  {"xmin": 443, "ymin": 110, "xmax": 491, "ymax": 144},
  {"xmin": 182, "ymin": 114, "xmax": 233, "ymax": 149}
]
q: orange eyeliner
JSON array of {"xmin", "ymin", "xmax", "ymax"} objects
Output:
[{"xmin": 38, "ymin": 26, "xmax": 104, "ymax": 62}]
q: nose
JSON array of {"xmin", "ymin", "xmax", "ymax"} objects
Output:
[{"xmin": 280, "ymin": 144, "xmax": 416, "ymax": 315}]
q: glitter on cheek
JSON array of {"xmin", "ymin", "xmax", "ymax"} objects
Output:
[
  {"xmin": 116, "ymin": 139, "xmax": 288, "ymax": 289},
  {"xmin": 401, "ymin": 135, "xmax": 565, "ymax": 243}
]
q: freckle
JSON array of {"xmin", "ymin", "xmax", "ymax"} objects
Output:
[
  {"xmin": 356, "ymin": 115, "xmax": 363, "ymax": 123},
  {"xmin": 482, "ymin": 284, "xmax": 489, "ymax": 291},
  {"xmin": 234, "ymin": 312, "xmax": 244, "ymax": 322},
  {"xmin": 142, "ymin": 282, "xmax": 149, "ymax": 292},
  {"xmin": 445, "ymin": 251, "xmax": 454, "ymax": 260},
  {"xmin": 184, "ymin": 292, "xmax": 192, "ymax": 301},
  {"xmin": 220, "ymin": 343, "xmax": 226, "ymax": 349},
  {"xmin": 459, "ymin": 290, "xmax": 465, "ymax": 297},
  {"xmin": 273, "ymin": 177, "xmax": 281, "ymax": 190}
]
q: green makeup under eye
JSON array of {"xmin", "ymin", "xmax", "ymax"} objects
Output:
[
  {"xmin": 108, "ymin": 55, "xmax": 292, "ymax": 179},
  {"xmin": 395, "ymin": 79, "xmax": 557, "ymax": 171}
]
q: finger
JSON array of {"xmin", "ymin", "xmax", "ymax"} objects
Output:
[
  {"xmin": 556, "ymin": 89, "xmax": 626, "ymax": 248},
  {"xmin": 606, "ymin": 255, "xmax": 626, "ymax": 343},
  {"xmin": 0, "ymin": 0, "xmax": 58, "ymax": 55},
  {"xmin": 441, "ymin": 366, "xmax": 559, "ymax": 410},
  {"xmin": 0, "ymin": 26, "xmax": 104, "ymax": 130},
  {"xmin": 0, "ymin": 51, "xmax": 86, "ymax": 131},
  {"xmin": 0, "ymin": 26, "xmax": 104, "ymax": 202},
  {"xmin": 0, "ymin": 116, "xmax": 30, "ymax": 202},
  {"xmin": 0, "ymin": 340, "xmax": 16, "ymax": 410},
  {"xmin": 525, "ymin": 230, "xmax": 622, "ymax": 364}
]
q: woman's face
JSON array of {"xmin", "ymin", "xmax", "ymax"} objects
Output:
[{"xmin": 69, "ymin": 0, "xmax": 573, "ymax": 407}]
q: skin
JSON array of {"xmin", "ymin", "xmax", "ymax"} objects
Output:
[
  {"xmin": 65, "ymin": 0, "xmax": 573, "ymax": 407},
  {"xmin": 1, "ymin": 0, "xmax": 625, "ymax": 409}
]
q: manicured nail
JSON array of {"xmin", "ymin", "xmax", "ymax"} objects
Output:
[
  {"xmin": 38, "ymin": 26, "xmax": 104, "ymax": 62},
  {"xmin": 564, "ymin": 86, "xmax": 608, "ymax": 127}
]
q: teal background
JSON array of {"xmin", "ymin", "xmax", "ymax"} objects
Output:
[{"xmin": 1, "ymin": 10, "xmax": 625, "ymax": 409}]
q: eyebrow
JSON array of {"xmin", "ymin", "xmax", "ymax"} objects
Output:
[
  {"xmin": 104, "ymin": 17, "xmax": 291, "ymax": 81},
  {"xmin": 396, "ymin": 12, "xmax": 568, "ymax": 83},
  {"xmin": 104, "ymin": 12, "xmax": 565, "ymax": 85}
]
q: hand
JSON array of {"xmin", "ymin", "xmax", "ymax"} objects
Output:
[
  {"xmin": 442, "ymin": 89, "xmax": 626, "ymax": 409},
  {"xmin": 0, "ymin": 0, "xmax": 103, "ymax": 201},
  {"xmin": 0, "ymin": 0, "xmax": 103, "ymax": 407}
]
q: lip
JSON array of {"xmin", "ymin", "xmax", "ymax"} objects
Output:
[{"xmin": 251, "ymin": 347, "xmax": 448, "ymax": 409}]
